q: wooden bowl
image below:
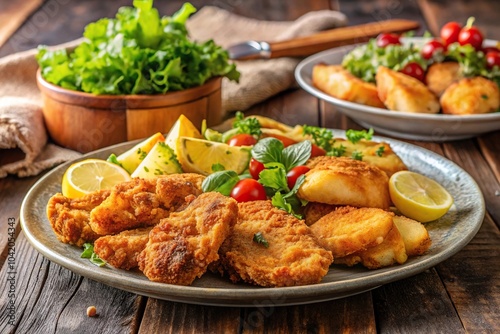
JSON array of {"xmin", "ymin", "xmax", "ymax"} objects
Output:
[{"xmin": 36, "ymin": 70, "xmax": 222, "ymax": 153}]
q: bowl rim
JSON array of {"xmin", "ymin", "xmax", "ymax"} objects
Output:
[{"xmin": 36, "ymin": 69, "xmax": 222, "ymax": 109}]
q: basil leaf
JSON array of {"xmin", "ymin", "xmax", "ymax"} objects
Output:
[
  {"xmin": 259, "ymin": 167, "xmax": 289, "ymax": 192},
  {"xmin": 251, "ymin": 138, "xmax": 284, "ymax": 164},
  {"xmin": 282, "ymin": 140, "xmax": 311, "ymax": 171},
  {"xmin": 201, "ymin": 170, "xmax": 240, "ymax": 196}
]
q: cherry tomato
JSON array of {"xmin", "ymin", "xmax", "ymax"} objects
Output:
[
  {"xmin": 486, "ymin": 51, "xmax": 500, "ymax": 68},
  {"xmin": 227, "ymin": 134, "xmax": 257, "ymax": 147},
  {"xmin": 400, "ymin": 62, "xmax": 425, "ymax": 82},
  {"xmin": 230, "ymin": 179, "xmax": 267, "ymax": 202},
  {"xmin": 376, "ymin": 33, "xmax": 401, "ymax": 48},
  {"xmin": 458, "ymin": 18, "xmax": 483, "ymax": 49},
  {"xmin": 421, "ymin": 40, "xmax": 445, "ymax": 59},
  {"xmin": 261, "ymin": 133, "xmax": 296, "ymax": 147},
  {"xmin": 286, "ymin": 166, "xmax": 310, "ymax": 189},
  {"xmin": 440, "ymin": 21, "xmax": 461, "ymax": 46},
  {"xmin": 310, "ymin": 144, "xmax": 326, "ymax": 157},
  {"xmin": 249, "ymin": 158, "xmax": 265, "ymax": 179}
]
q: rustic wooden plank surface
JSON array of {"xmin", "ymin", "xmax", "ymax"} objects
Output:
[
  {"xmin": 0, "ymin": 0, "xmax": 43, "ymax": 49},
  {"xmin": 0, "ymin": 0, "xmax": 499, "ymax": 333}
]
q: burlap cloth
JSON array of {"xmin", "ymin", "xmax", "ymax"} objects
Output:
[{"xmin": 0, "ymin": 6, "xmax": 346, "ymax": 178}]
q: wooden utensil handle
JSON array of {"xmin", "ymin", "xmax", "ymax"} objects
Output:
[{"xmin": 269, "ymin": 19, "xmax": 420, "ymax": 58}]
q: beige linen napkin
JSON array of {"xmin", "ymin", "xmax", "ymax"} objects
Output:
[{"xmin": 0, "ymin": 6, "xmax": 346, "ymax": 178}]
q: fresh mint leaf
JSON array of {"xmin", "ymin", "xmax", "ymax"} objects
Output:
[{"xmin": 201, "ymin": 170, "xmax": 240, "ymax": 196}]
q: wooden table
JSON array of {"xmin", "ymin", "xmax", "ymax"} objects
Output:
[{"xmin": 1, "ymin": 1, "xmax": 499, "ymax": 333}]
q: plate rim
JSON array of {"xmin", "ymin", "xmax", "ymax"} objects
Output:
[{"xmin": 20, "ymin": 132, "xmax": 485, "ymax": 307}]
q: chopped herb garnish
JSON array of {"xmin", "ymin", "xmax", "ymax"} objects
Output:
[
  {"xmin": 302, "ymin": 125, "xmax": 335, "ymax": 152},
  {"xmin": 233, "ymin": 111, "xmax": 262, "ymax": 137},
  {"xmin": 375, "ymin": 145, "xmax": 385, "ymax": 157},
  {"xmin": 352, "ymin": 151, "xmax": 363, "ymax": 161},
  {"xmin": 81, "ymin": 243, "xmax": 106, "ymax": 267},
  {"xmin": 328, "ymin": 144, "xmax": 346, "ymax": 157},
  {"xmin": 346, "ymin": 128, "xmax": 374, "ymax": 144},
  {"xmin": 253, "ymin": 232, "xmax": 269, "ymax": 248}
]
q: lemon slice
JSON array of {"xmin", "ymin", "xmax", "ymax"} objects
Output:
[
  {"xmin": 389, "ymin": 171, "xmax": 453, "ymax": 222},
  {"xmin": 177, "ymin": 137, "xmax": 251, "ymax": 175},
  {"xmin": 165, "ymin": 115, "xmax": 202, "ymax": 155},
  {"xmin": 62, "ymin": 159, "xmax": 132, "ymax": 198}
]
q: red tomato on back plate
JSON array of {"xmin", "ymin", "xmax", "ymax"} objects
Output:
[
  {"xmin": 458, "ymin": 24, "xmax": 483, "ymax": 49},
  {"xmin": 227, "ymin": 134, "xmax": 257, "ymax": 146},
  {"xmin": 400, "ymin": 62, "xmax": 425, "ymax": 82},
  {"xmin": 440, "ymin": 21, "xmax": 461, "ymax": 46},
  {"xmin": 485, "ymin": 51, "xmax": 500, "ymax": 68},
  {"xmin": 230, "ymin": 179, "xmax": 267, "ymax": 202},
  {"xmin": 421, "ymin": 40, "xmax": 445, "ymax": 59},
  {"xmin": 376, "ymin": 33, "xmax": 401, "ymax": 48}
]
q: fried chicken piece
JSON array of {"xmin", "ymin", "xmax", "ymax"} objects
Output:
[
  {"xmin": 334, "ymin": 222, "xmax": 407, "ymax": 269},
  {"xmin": 89, "ymin": 173, "xmax": 205, "ymax": 235},
  {"xmin": 217, "ymin": 201, "xmax": 333, "ymax": 287},
  {"xmin": 376, "ymin": 66, "xmax": 440, "ymax": 114},
  {"xmin": 393, "ymin": 215, "xmax": 431, "ymax": 256},
  {"xmin": 47, "ymin": 190, "xmax": 110, "ymax": 246},
  {"xmin": 298, "ymin": 156, "xmax": 391, "ymax": 209},
  {"xmin": 312, "ymin": 64, "xmax": 386, "ymax": 108},
  {"xmin": 93, "ymin": 227, "xmax": 153, "ymax": 270},
  {"xmin": 137, "ymin": 192, "xmax": 238, "ymax": 285},
  {"xmin": 425, "ymin": 62, "xmax": 462, "ymax": 96},
  {"xmin": 441, "ymin": 76, "xmax": 500, "ymax": 115},
  {"xmin": 309, "ymin": 206, "xmax": 394, "ymax": 258}
]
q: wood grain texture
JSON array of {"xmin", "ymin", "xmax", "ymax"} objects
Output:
[
  {"xmin": 0, "ymin": 0, "xmax": 43, "ymax": 49},
  {"xmin": 478, "ymin": 132, "xmax": 500, "ymax": 184},
  {"xmin": 435, "ymin": 214, "xmax": 500, "ymax": 332}
]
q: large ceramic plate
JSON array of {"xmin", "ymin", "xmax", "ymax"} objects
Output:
[
  {"xmin": 20, "ymin": 133, "xmax": 484, "ymax": 306},
  {"xmin": 295, "ymin": 38, "xmax": 500, "ymax": 141}
]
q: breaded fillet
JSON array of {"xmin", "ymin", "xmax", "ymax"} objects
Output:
[
  {"xmin": 299, "ymin": 156, "xmax": 391, "ymax": 209},
  {"xmin": 303, "ymin": 202, "xmax": 339, "ymax": 226},
  {"xmin": 334, "ymin": 223, "xmax": 407, "ymax": 269},
  {"xmin": 441, "ymin": 76, "xmax": 500, "ymax": 115},
  {"xmin": 331, "ymin": 139, "xmax": 407, "ymax": 177},
  {"xmin": 89, "ymin": 173, "xmax": 205, "ymax": 235},
  {"xmin": 312, "ymin": 64, "xmax": 386, "ymax": 108},
  {"xmin": 393, "ymin": 215, "xmax": 431, "ymax": 256},
  {"xmin": 376, "ymin": 66, "xmax": 440, "ymax": 114},
  {"xmin": 309, "ymin": 206, "xmax": 394, "ymax": 258},
  {"xmin": 47, "ymin": 190, "xmax": 110, "ymax": 246},
  {"xmin": 217, "ymin": 201, "xmax": 333, "ymax": 287},
  {"xmin": 137, "ymin": 192, "xmax": 238, "ymax": 285},
  {"xmin": 94, "ymin": 227, "xmax": 153, "ymax": 270}
]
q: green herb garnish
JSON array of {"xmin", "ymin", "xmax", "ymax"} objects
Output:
[
  {"xmin": 375, "ymin": 146, "xmax": 385, "ymax": 157},
  {"xmin": 346, "ymin": 128, "xmax": 374, "ymax": 144},
  {"xmin": 253, "ymin": 232, "xmax": 269, "ymax": 248},
  {"xmin": 81, "ymin": 243, "xmax": 106, "ymax": 267}
]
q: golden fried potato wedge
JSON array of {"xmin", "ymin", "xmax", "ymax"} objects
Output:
[
  {"xmin": 334, "ymin": 222, "xmax": 408, "ymax": 269},
  {"xmin": 312, "ymin": 63, "xmax": 385, "ymax": 108},
  {"xmin": 299, "ymin": 156, "xmax": 391, "ymax": 209},
  {"xmin": 393, "ymin": 215, "xmax": 431, "ymax": 256},
  {"xmin": 440, "ymin": 76, "xmax": 500, "ymax": 115},
  {"xmin": 376, "ymin": 66, "xmax": 440, "ymax": 114},
  {"xmin": 425, "ymin": 62, "xmax": 462, "ymax": 96},
  {"xmin": 309, "ymin": 206, "xmax": 395, "ymax": 258}
]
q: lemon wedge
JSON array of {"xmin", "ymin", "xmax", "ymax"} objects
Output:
[
  {"xmin": 177, "ymin": 136, "xmax": 251, "ymax": 175},
  {"xmin": 61, "ymin": 159, "xmax": 131, "ymax": 198},
  {"xmin": 389, "ymin": 171, "xmax": 453, "ymax": 222},
  {"xmin": 165, "ymin": 115, "xmax": 202, "ymax": 156}
]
